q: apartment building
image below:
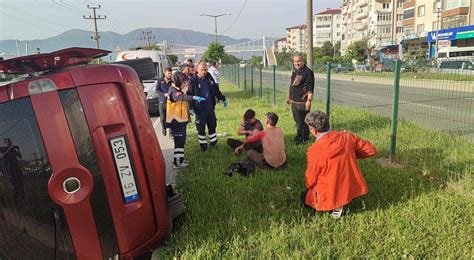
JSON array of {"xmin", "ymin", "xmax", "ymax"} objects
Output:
[
  {"xmin": 402, "ymin": 0, "xmax": 442, "ymax": 36},
  {"xmin": 313, "ymin": 8, "xmax": 342, "ymax": 47},
  {"xmin": 274, "ymin": 37, "xmax": 289, "ymax": 53},
  {"xmin": 286, "ymin": 24, "xmax": 307, "ymax": 53},
  {"xmin": 441, "ymin": 0, "xmax": 474, "ymax": 29},
  {"xmin": 341, "ymin": 0, "xmax": 404, "ymax": 55}
]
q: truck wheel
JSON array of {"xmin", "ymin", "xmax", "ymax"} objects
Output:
[{"xmin": 114, "ymin": 58, "xmax": 156, "ymax": 81}]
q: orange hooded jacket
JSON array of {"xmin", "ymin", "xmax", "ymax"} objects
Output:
[{"xmin": 304, "ymin": 131, "xmax": 377, "ymax": 211}]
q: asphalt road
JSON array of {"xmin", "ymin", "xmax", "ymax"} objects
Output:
[{"xmin": 256, "ymin": 71, "xmax": 474, "ymax": 140}]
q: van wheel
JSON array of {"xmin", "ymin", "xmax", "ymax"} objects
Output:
[
  {"xmin": 169, "ymin": 193, "xmax": 185, "ymax": 219},
  {"xmin": 114, "ymin": 58, "xmax": 156, "ymax": 81}
]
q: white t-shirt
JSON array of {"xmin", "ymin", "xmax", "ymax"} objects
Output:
[{"xmin": 208, "ymin": 66, "xmax": 220, "ymax": 84}]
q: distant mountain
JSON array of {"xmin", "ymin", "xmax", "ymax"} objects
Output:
[{"xmin": 0, "ymin": 27, "xmax": 250, "ymax": 58}]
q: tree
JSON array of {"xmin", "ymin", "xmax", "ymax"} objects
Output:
[
  {"xmin": 221, "ymin": 53, "xmax": 240, "ymax": 64},
  {"xmin": 346, "ymin": 40, "xmax": 368, "ymax": 63},
  {"xmin": 334, "ymin": 41, "xmax": 341, "ymax": 58},
  {"xmin": 168, "ymin": 54, "xmax": 178, "ymax": 66},
  {"xmin": 249, "ymin": 55, "xmax": 263, "ymax": 66},
  {"xmin": 320, "ymin": 41, "xmax": 334, "ymax": 57},
  {"xmin": 203, "ymin": 42, "xmax": 225, "ymax": 62}
]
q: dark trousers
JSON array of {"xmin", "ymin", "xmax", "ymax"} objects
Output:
[
  {"xmin": 195, "ymin": 110, "xmax": 217, "ymax": 149},
  {"xmin": 300, "ymin": 188, "xmax": 311, "ymax": 209},
  {"xmin": 291, "ymin": 103, "xmax": 310, "ymax": 142},
  {"xmin": 159, "ymin": 103, "xmax": 167, "ymax": 134},
  {"xmin": 171, "ymin": 124, "xmax": 186, "ymax": 164},
  {"xmin": 227, "ymin": 138, "xmax": 263, "ymax": 153}
]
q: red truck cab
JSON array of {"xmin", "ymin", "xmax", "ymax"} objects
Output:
[{"xmin": 0, "ymin": 48, "xmax": 172, "ymax": 259}]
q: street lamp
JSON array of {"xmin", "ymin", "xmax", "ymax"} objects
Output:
[{"xmin": 200, "ymin": 13, "xmax": 231, "ymax": 43}]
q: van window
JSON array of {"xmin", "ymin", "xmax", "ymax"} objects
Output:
[
  {"xmin": 0, "ymin": 97, "xmax": 74, "ymax": 259},
  {"xmin": 59, "ymin": 89, "xmax": 119, "ymax": 258}
]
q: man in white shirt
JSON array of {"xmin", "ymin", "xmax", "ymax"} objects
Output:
[{"xmin": 208, "ymin": 61, "xmax": 220, "ymax": 86}]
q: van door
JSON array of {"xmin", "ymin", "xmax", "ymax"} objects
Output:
[
  {"xmin": 0, "ymin": 97, "xmax": 75, "ymax": 259},
  {"xmin": 76, "ymin": 82, "xmax": 158, "ymax": 253}
]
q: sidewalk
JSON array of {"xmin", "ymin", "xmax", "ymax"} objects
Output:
[{"xmin": 151, "ymin": 117, "xmax": 177, "ymax": 186}]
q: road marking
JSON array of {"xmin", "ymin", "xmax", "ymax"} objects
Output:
[
  {"xmin": 399, "ymin": 101, "xmax": 446, "ymax": 110},
  {"xmin": 152, "ymin": 117, "xmax": 160, "ymax": 129}
]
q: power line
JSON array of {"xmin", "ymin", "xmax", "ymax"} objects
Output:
[
  {"xmin": 0, "ymin": 10, "xmax": 63, "ymax": 34},
  {"xmin": 2, "ymin": 4, "xmax": 82, "ymax": 30},
  {"xmin": 51, "ymin": 0, "xmax": 84, "ymax": 14},
  {"xmin": 222, "ymin": 0, "xmax": 248, "ymax": 34}
]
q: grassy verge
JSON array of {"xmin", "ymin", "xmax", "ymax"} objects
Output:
[{"xmin": 158, "ymin": 80, "xmax": 473, "ymax": 258}]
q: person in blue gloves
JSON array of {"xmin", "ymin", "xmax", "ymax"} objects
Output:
[
  {"xmin": 188, "ymin": 62, "xmax": 228, "ymax": 151},
  {"xmin": 167, "ymin": 68, "xmax": 206, "ymax": 168}
]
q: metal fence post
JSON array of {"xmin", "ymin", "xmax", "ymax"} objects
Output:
[
  {"xmin": 234, "ymin": 66, "xmax": 236, "ymax": 85},
  {"xmin": 244, "ymin": 65, "xmax": 247, "ymax": 91},
  {"xmin": 326, "ymin": 62, "xmax": 331, "ymax": 118},
  {"xmin": 272, "ymin": 65, "xmax": 276, "ymax": 106},
  {"xmin": 250, "ymin": 65, "xmax": 254, "ymax": 95},
  {"xmin": 237, "ymin": 66, "xmax": 240, "ymax": 89},
  {"xmin": 259, "ymin": 65, "xmax": 263, "ymax": 99},
  {"xmin": 389, "ymin": 59, "xmax": 402, "ymax": 161}
]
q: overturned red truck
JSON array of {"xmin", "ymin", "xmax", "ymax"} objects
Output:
[{"xmin": 0, "ymin": 48, "xmax": 178, "ymax": 259}]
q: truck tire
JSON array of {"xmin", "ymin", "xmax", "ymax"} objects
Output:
[{"xmin": 114, "ymin": 58, "xmax": 156, "ymax": 81}]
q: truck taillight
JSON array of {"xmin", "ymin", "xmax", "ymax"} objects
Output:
[{"xmin": 28, "ymin": 79, "xmax": 57, "ymax": 95}]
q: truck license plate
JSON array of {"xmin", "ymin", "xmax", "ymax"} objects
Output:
[{"xmin": 109, "ymin": 136, "xmax": 140, "ymax": 203}]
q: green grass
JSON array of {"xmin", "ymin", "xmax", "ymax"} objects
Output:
[{"xmin": 157, "ymin": 80, "xmax": 474, "ymax": 258}]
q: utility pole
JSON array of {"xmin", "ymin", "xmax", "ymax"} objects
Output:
[
  {"xmin": 200, "ymin": 13, "xmax": 231, "ymax": 43},
  {"xmin": 140, "ymin": 31, "xmax": 155, "ymax": 48},
  {"xmin": 83, "ymin": 5, "xmax": 106, "ymax": 49},
  {"xmin": 434, "ymin": 1, "xmax": 441, "ymax": 65},
  {"xmin": 306, "ymin": 0, "xmax": 314, "ymax": 69}
]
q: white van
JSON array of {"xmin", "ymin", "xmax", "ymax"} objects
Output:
[{"xmin": 116, "ymin": 49, "xmax": 172, "ymax": 77}]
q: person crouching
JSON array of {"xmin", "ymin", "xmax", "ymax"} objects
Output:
[{"xmin": 301, "ymin": 111, "xmax": 377, "ymax": 218}]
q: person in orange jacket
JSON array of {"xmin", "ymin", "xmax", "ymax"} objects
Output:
[{"xmin": 301, "ymin": 111, "xmax": 377, "ymax": 218}]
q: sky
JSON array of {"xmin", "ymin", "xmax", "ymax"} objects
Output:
[{"xmin": 0, "ymin": 0, "xmax": 341, "ymax": 41}]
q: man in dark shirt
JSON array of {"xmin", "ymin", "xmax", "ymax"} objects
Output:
[
  {"xmin": 227, "ymin": 109, "xmax": 264, "ymax": 154},
  {"xmin": 157, "ymin": 67, "xmax": 173, "ymax": 136},
  {"xmin": 287, "ymin": 54, "xmax": 314, "ymax": 145},
  {"xmin": 189, "ymin": 62, "xmax": 228, "ymax": 151}
]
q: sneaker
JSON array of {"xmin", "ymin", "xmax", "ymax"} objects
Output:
[
  {"xmin": 329, "ymin": 206, "xmax": 346, "ymax": 219},
  {"xmin": 173, "ymin": 161, "xmax": 189, "ymax": 169},
  {"xmin": 200, "ymin": 144, "xmax": 208, "ymax": 151}
]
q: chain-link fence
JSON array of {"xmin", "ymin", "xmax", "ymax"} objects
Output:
[{"xmin": 222, "ymin": 60, "xmax": 473, "ymax": 193}]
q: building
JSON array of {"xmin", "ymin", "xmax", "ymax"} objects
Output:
[
  {"xmin": 341, "ymin": 0, "xmax": 401, "ymax": 55},
  {"xmin": 286, "ymin": 24, "xmax": 307, "ymax": 53},
  {"xmin": 274, "ymin": 37, "xmax": 289, "ymax": 53},
  {"xmin": 313, "ymin": 8, "xmax": 342, "ymax": 48},
  {"xmin": 427, "ymin": 24, "xmax": 474, "ymax": 58},
  {"xmin": 402, "ymin": 0, "xmax": 442, "ymax": 37},
  {"xmin": 441, "ymin": 0, "xmax": 474, "ymax": 29}
]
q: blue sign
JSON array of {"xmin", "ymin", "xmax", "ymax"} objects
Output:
[{"xmin": 428, "ymin": 25, "xmax": 474, "ymax": 42}]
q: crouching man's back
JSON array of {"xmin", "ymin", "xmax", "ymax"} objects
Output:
[{"xmin": 302, "ymin": 111, "xmax": 377, "ymax": 217}]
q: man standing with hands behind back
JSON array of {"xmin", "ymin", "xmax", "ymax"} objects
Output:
[{"xmin": 287, "ymin": 53, "xmax": 314, "ymax": 145}]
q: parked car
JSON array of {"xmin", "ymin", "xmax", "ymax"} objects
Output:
[
  {"xmin": 439, "ymin": 60, "xmax": 474, "ymax": 70},
  {"xmin": 0, "ymin": 48, "xmax": 183, "ymax": 259},
  {"xmin": 381, "ymin": 61, "xmax": 395, "ymax": 72},
  {"xmin": 333, "ymin": 67, "xmax": 350, "ymax": 73},
  {"xmin": 114, "ymin": 57, "xmax": 160, "ymax": 116}
]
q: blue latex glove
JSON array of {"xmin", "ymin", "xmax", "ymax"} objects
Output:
[
  {"xmin": 223, "ymin": 100, "xmax": 229, "ymax": 108},
  {"xmin": 189, "ymin": 109, "xmax": 195, "ymax": 116},
  {"xmin": 193, "ymin": 96, "xmax": 206, "ymax": 103}
]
